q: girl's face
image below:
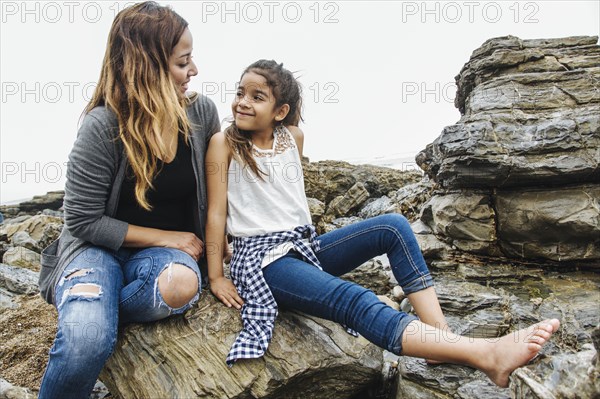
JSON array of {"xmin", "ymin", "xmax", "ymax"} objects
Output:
[
  {"xmin": 168, "ymin": 28, "xmax": 198, "ymax": 94},
  {"xmin": 232, "ymin": 71, "xmax": 287, "ymax": 134}
]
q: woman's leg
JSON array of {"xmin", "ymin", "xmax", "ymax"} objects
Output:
[
  {"xmin": 39, "ymin": 246, "xmax": 124, "ymax": 399},
  {"xmin": 263, "ymin": 254, "xmax": 417, "ymax": 355},
  {"xmin": 119, "ymin": 247, "xmax": 202, "ymax": 324},
  {"xmin": 316, "ymin": 214, "xmax": 448, "ymax": 330}
]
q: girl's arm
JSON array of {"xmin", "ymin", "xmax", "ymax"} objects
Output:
[
  {"xmin": 287, "ymin": 125, "xmax": 305, "ymax": 157},
  {"xmin": 205, "ymin": 132, "xmax": 244, "ymax": 309}
]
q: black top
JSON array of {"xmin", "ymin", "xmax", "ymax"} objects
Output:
[{"xmin": 116, "ymin": 134, "xmax": 197, "ymax": 233}]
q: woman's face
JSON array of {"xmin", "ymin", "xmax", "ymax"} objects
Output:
[{"xmin": 168, "ymin": 28, "xmax": 198, "ymax": 94}]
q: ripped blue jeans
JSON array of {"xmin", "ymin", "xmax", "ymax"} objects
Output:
[{"xmin": 38, "ymin": 246, "xmax": 201, "ymax": 399}]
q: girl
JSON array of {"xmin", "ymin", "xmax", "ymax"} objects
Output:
[
  {"xmin": 205, "ymin": 59, "xmax": 560, "ymax": 388},
  {"xmin": 38, "ymin": 2, "xmax": 223, "ymax": 397}
]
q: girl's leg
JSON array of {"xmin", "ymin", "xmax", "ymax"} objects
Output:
[
  {"xmin": 119, "ymin": 247, "xmax": 202, "ymax": 324},
  {"xmin": 263, "ymin": 253, "xmax": 417, "ymax": 355},
  {"xmin": 39, "ymin": 246, "xmax": 124, "ymax": 399},
  {"xmin": 316, "ymin": 214, "xmax": 447, "ymax": 329},
  {"xmin": 400, "ymin": 318, "xmax": 561, "ymax": 387}
]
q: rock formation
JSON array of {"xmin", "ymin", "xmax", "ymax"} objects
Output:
[
  {"xmin": 1, "ymin": 35, "xmax": 599, "ymax": 399},
  {"xmin": 100, "ymin": 295, "xmax": 383, "ymax": 398},
  {"xmin": 416, "ymin": 35, "xmax": 600, "ymax": 264}
]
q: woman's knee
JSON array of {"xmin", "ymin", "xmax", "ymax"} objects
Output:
[
  {"xmin": 157, "ymin": 263, "xmax": 200, "ymax": 308},
  {"xmin": 54, "ymin": 318, "xmax": 118, "ymax": 365}
]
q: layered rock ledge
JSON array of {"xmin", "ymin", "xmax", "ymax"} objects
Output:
[{"xmin": 416, "ymin": 35, "xmax": 600, "ymax": 264}]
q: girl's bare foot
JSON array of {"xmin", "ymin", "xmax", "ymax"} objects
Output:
[{"xmin": 483, "ymin": 319, "xmax": 560, "ymax": 387}]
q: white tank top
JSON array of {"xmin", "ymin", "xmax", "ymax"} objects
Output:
[{"xmin": 226, "ymin": 126, "xmax": 312, "ymax": 239}]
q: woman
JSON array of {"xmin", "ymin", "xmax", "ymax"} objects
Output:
[{"xmin": 38, "ymin": 2, "xmax": 220, "ymax": 397}]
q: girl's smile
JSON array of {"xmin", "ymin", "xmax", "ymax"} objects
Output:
[{"xmin": 232, "ymin": 71, "xmax": 283, "ymax": 135}]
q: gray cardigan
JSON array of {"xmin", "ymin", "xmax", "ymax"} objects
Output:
[{"xmin": 39, "ymin": 94, "xmax": 220, "ymax": 304}]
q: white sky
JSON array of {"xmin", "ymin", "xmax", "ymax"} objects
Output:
[{"xmin": 1, "ymin": 1, "xmax": 599, "ymax": 204}]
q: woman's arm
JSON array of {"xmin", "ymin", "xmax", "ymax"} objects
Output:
[
  {"xmin": 205, "ymin": 132, "xmax": 244, "ymax": 308},
  {"xmin": 65, "ymin": 110, "xmax": 204, "ymax": 260},
  {"xmin": 63, "ymin": 112, "xmax": 129, "ymax": 250},
  {"xmin": 122, "ymin": 225, "xmax": 204, "ymax": 260}
]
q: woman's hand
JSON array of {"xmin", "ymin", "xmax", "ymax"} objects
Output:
[
  {"xmin": 159, "ymin": 231, "xmax": 204, "ymax": 261},
  {"xmin": 210, "ymin": 276, "xmax": 244, "ymax": 309}
]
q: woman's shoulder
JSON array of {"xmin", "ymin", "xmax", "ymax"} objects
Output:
[
  {"xmin": 79, "ymin": 105, "xmax": 119, "ymax": 140},
  {"xmin": 186, "ymin": 92, "xmax": 218, "ymax": 117},
  {"xmin": 85, "ymin": 105, "xmax": 118, "ymax": 124}
]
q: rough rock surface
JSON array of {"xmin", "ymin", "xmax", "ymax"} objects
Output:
[
  {"xmin": 0, "ymin": 191, "xmax": 64, "ymax": 219},
  {"xmin": 304, "ymin": 160, "xmax": 422, "ymax": 205},
  {"xmin": 1, "ymin": 178, "xmax": 598, "ymax": 398},
  {"xmin": 100, "ymin": 294, "xmax": 383, "ymax": 399},
  {"xmin": 416, "ymin": 35, "xmax": 600, "ymax": 264}
]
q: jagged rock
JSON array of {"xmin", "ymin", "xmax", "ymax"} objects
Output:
[
  {"xmin": 420, "ymin": 192, "xmax": 499, "ymax": 255},
  {"xmin": 395, "ymin": 377, "xmax": 451, "ymax": 399},
  {"xmin": 434, "ymin": 277, "xmax": 510, "ymax": 338},
  {"xmin": 321, "ymin": 216, "xmax": 364, "ymax": 233},
  {"xmin": 0, "ymin": 215, "xmax": 63, "ymax": 242},
  {"xmin": 304, "ymin": 160, "xmax": 421, "ymax": 204},
  {"xmin": 389, "ymin": 180, "xmax": 435, "ymax": 222},
  {"xmin": 0, "ymin": 191, "xmax": 65, "ymax": 217},
  {"xmin": 412, "ymin": 220, "xmax": 455, "ymax": 260},
  {"xmin": 393, "ymin": 286, "xmax": 405, "ymax": 301},
  {"xmin": 359, "ymin": 180, "xmax": 435, "ymax": 222},
  {"xmin": 457, "ymin": 380, "xmax": 511, "ymax": 399},
  {"xmin": 0, "ymin": 216, "xmax": 30, "ymax": 226},
  {"xmin": 0, "ymin": 207, "xmax": 20, "ymax": 220},
  {"xmin": 36, "ymin": 223, "xmax": 63, "ymax": 252},
  {"xmin": 417, "ymin": 106, "xmax": 600, "ymax": 189},
  {"xmin": 359, "ymin": 196, "xmax": 395, "ymax": 219},
  {"xmin": 454, "ymin": 36, "xmax": 600, "ymax": 115},
  {"xmin": 343, "ymin": 258, "xmax": 394, "ymax": 295},
  {"xmin": 10, "ymin": 232, "xmax": 38, "ymax": 252},
  {"xmin": 307, "ymin": 197, "xmax": 325, "ymax": 225},
  {"xmin": 326, "ymin": 182, "xmax": 370, "ymax": 218},
  {"xmin": 0, "ymin": 264, "xmax": 39, "ymax": 295},
  {"xmin": 0, "ymin": 242, "xmax": 10, "ymax": 261},
  {"xmin": 414, "ymin": 233, "xmax": 454, "ymax": 260},
  {"xmin": 0, "ymin": 288, "xmax": 18, "ymax": 310},
  {"xmin": 100, "ymin": 294, "xmax": 383, "ymax": 398},
  {"xmin": 496, "ymin": 185, "xmax": 600, "ymax": 262},
  {"xmin": 510, "ymin": 341, "xmax": 599, "ymax": 398},
  {"xmin": 416, "ymin": 35, "xmax": 600, "ymax": 263},
  {"xmin": 396, "ymin": 357, "xmax": 509, "ymax": 398},
  {"xmin": 434, "ymin": 279, "xmax": 505, "ymax": 314},
  {"xmin": 41, "ymin": 209, "xmax": 63, "ymax": 218},
  {"xmin": 0, "ymin": 378, "xmax": 36, "ymax": 399},
  {"xmin": 2, "ymin": 247, "xmax": 40, "ymax": 271}
]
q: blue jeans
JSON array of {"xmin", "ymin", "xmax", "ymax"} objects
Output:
[
  {"xmin": 263, "ymin": 214, "xmax": 433, "ymax": 355},
  {"xmin": 38, "ymin": 246, "xmax": 201, "ymax": 399}
]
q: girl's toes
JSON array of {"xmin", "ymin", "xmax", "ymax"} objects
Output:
[{"xmin": 528, "ymin": 342, "xmax": 542, "ymax": 352}]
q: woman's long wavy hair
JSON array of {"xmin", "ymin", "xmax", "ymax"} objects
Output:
[
  {"xmin": 225, "ymin": 60, "xmax": 303, "ymax": 179},
  {"xmin": 85, "ymin": 1, "xmax": 191, "ymax": 210}
]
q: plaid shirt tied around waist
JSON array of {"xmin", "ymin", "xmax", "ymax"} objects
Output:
[{"xmin": 226, "ymin": 224, "xmax": 321, "ymax": 366}]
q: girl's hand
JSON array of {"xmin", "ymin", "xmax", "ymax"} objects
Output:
[
  {"xmin": 210, "ymin": 276, "xmax": 244, "ymax": 309},
  {"xmin": 159, "ymin": 231, "xmax": 204, "ymax": 261}
]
